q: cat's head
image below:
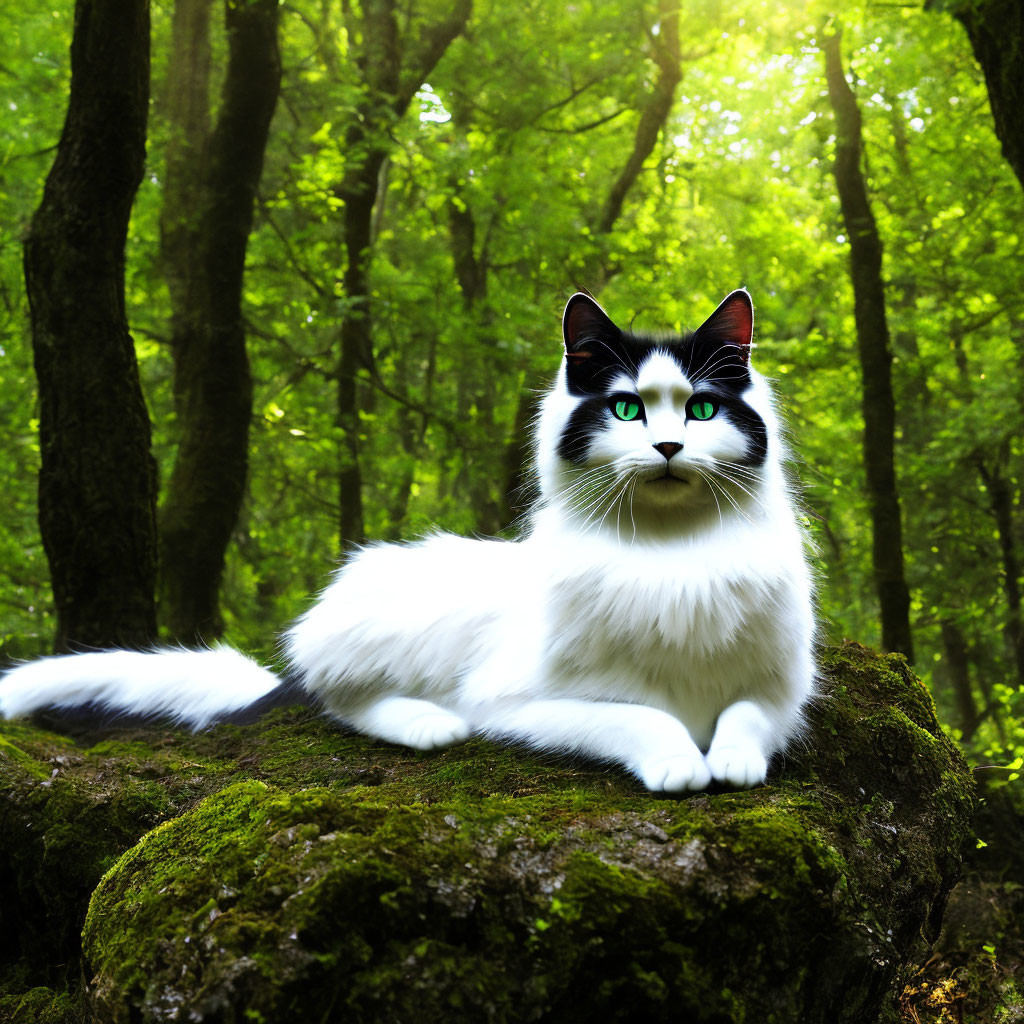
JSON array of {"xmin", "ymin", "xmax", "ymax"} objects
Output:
[{"xmin": 534, "ymin": 290, "xmax": 780, "ymax": 534}]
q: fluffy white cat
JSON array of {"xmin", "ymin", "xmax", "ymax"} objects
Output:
[{"xmin": 0, "ymin": 290, "xmax": 815, "ymax": 792}]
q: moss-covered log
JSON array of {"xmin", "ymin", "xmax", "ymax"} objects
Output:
[{"xmin": 0, "ymin": 644, "xmax": 974, "ymax": 1023}]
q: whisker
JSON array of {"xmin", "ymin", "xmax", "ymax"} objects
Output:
[
  {"xmin": 706, "ymin": 460, "xmax": 762, "ymax": 479},
  {"xmin": 615, "ymin": 472, "xmax": 629, "ymax": 540},
  {"xmin": 689, "ymin": 455, "xmax": 765, "ymax": 489},
  {"xmin": 568, "ymin": 471, "xmax": 628, "ymax": 532},
  {"xmin": 592, "ymin": 475, "xmax": 633, "ymax": 536},
  {"xmin": 708, "ymin": 468, "xmax": 765, "ymax": 524},
  {"xmin": 627, "ymin": 477, "xmax": 638, "ymax": 547},
  {"xmin": 568, "ymin": 487, "xmax": 617, "ymax": 525},
  {"xmin": 685, "ymin": 341, "xmax": 750, "ymax": 384},
  {"xmin": 561, "ymin": 477, "xmax": 614, "ymax": 520},
  {"xmin": 576, "ymin": 338, "xmax": 641, "ymax": 381},
  {"xmin": 705, "ymin": 472, "xmax": 759, "ymax": 526},
  {"xmin": 555, "ymin": 466, "xmax": 619, "ymax": 510},
  {"xmin": 611, "ymin": 471, "xmax": 641, "ymax": 544},
  {"xmin": 692, "ymin": 466, "xmax": 725, "ymax": 531},
  {"xmin": 703, "ymin": 465, "xmax": 769, "ymax": 510}
]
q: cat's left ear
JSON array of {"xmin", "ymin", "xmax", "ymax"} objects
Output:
[{"xmin": 695, "ymin": 289, "xmax": 754, "ymax": 365}]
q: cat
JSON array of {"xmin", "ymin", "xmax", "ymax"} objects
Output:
[{"xmin": 0, "ymin": 289, "xmax": 816, "ymax": 792}]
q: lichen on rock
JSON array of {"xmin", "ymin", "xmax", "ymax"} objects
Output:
[{"xmin": 0, "ymin": 643, "xmax": 975, "ymax": 1023}]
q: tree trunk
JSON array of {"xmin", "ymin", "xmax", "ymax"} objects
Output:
[
  {"xmin": 157, "ymin": 0, "xmax": 281, "ymax": 644},
  {"xmin": 823, "ymin": 29, "xmax": 915, "ymax": 663},
  {"xmin": 949, "ymin": 0, "xmax": 1024, "ymax": 192},
  {"xmin": 334, "ymin": 144, "xmax": 385, "ymax": 556},
  {"xmin": 500, "ymin": 386, "xmax": 539, "ymax": 529},
  {"xmin": 595, "ymin": 0, "xmax": 682, "ymax": 237},
  {"xmin": 158, "ymin": 0, "xmax": 213, "ymax": 351},
  {"xmin": 333, "ymin": 0, "xmax": 472, "ymax": 556},
  {"xmin": 940, "ymin": 620, "xmax": 980, "ymax": 739},
  {"xmin": 22, "ymin": 0, "xmax": 157, "ymax": 653},
  {"xmin": 975, "ymin": 444, "xmax": 1024, "ymax": 685},
  {"xmin": 445, "ymin": 185, "xmax": 505, "ymax": 535}
]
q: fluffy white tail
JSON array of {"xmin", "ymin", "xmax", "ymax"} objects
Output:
[{"xmin": 0, "ymin": 647, "xmax": 282, "ymax": 730}]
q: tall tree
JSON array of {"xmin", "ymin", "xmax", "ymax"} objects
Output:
[
  {"xmin": 22, "ymin": 0, "xmax": 157, "ymax": 652},
  {"xmin": 157, "ymin": 0, "xmax": 281, "ymax": 643},
  {"xmin": 975, "ymin": 444, "xmax": 1024, "ymax": 685},
  {"xmin": 333, "ymin": 0, "xmax": 472, "ymax": 555},
  {"xmin": 823, "ymin": 28, "xmax": 915, "ymax": 662},
  {"xmin": 938, "ymin": 0, "xmax": 1024, "ymax": 192},
  {"xmin": 594, "ymin": 0, "xmax": 682, "ymax": 240},
  {"xmin": 159, "ymin": 0, "xmax": 213, "ymax": 300},
  {"xmin": 445, "ymin": 161, "xmax": 504, "ymax": 535}
]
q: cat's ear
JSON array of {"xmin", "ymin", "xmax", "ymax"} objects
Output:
[
  {"xmin": 695, "ymin": 289, "xmax": 754, "ymax": 364},
  {"xmin": 562, "ymin": 293, "xmax": 618, "ymax": 365}
]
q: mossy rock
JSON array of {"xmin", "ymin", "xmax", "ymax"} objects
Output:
[{"xmin": 0, "ymin": 643, "xmax": 974, "ymax": 1023}]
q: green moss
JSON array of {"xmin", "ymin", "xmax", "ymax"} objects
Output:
[
  {"xmin": 0, "ymin": 986, "xmax": 88, "ymax": 1024},
  {"xmin": 84, "ymin": 781, "xmax": 801, "ymax": 1022},
  {"xmin": 0, "ymin": 734, "xmax": 51, "ymax": 780},
  {"xmin": 1, "ymin": 643, "xmax": 975, "ymax": 1023}
]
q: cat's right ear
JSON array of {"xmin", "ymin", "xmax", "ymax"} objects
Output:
[{"xmin": 562, "ymin": 293, "xmax": 618, "ymax": 365}]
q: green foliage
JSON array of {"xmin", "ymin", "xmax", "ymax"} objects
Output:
[
  {"xmin": 1, "ymin": 2, "xmax": 1024, "ymax": 1009},
  {"xmin": 0, "ymin": 0, "xmax": 1019, "ymax": 700},
  {"xmin": 0, "ymin": 0, "xmax": 70, "ymax": 659}
]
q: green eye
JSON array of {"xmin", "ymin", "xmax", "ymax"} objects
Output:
[
  {"xmin": 689, "ymin": 398, "xmax": 718, "ymax": 421},
  {"xmin": 612, "ymin": 399, "xmax": 641, "ymax": 421}
]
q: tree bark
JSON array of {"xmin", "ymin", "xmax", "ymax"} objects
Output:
[
  {"xmin": 940, "ymin": 621, "xmax": 980, "ymax": 739},
  {"xmin": 975, "ymin": 444, "xmax": 1024, "ymax": 686},
  {"xmin": 333, "ymin": 0, "xmax": 472, "ymax": 556},
  {"xmin": 445, "ymin": 184, "xmax": 506, "ymax": 534},
  {"xmin": 334, "ymin": 144, "xmax": 384, "ymax": 556},
  {"xmin": 595, "ymin": 0, "xmax": 682, "ymax": 236},
  {"xmin": 948, "ymin": 0, "xmax": 1024, "ymax": 193},
  {"xmin": 500, "ymin": 387, "xmax": 539, "ymax": 528},
  {"xmin": 159, "ymin": 0, "xmax": 213, "ymax": 341},
  {"xmin": 823, "ymin": 29, "xmax": 915, "ymax": 663},
  {"xmin": 157, "ymin": 0, "xmax": 281, "ymax": 644},
  {"xmin": 22, "ymin": 0, "xmax": 157, "ymax": 652}
]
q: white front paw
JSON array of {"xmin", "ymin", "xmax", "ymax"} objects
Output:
[
  {"xmin": 638, "ymin": 752, "xmax": 712, "ymax": 793},
  {"xmin": 403, "ymin": 711, "xmax": 471, "ymax": 751},
  {"xmin": 705, "ymin": 745, "xmax": 768, "ymax": 789}
]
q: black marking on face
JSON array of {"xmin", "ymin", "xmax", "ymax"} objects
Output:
[
  {"xmin": 562, "ymin": 293, "xmax": 753, "ymax": 397},
  {"xmin": 557, "ymin": 291, "xmax": 767, "ymax": 467},
  {"xmin": 558, "ymin": 396, "xmax": 612, "ymax": 464},
  {"xmin": 714, "ymin": 394, "xmax": 768, "ymax": 465}
]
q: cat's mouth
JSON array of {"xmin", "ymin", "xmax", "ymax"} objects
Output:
[{"xmin": 648, "ymin": 469, "xmax": 690, "ymax": 485}]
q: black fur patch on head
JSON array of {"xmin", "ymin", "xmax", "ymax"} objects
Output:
[
  {"xmin": 558, "ymin": 396, "xmax": 613, "ymax": 464},
  {"xmin": 562, "ymin": 293, "xmax": 636, "ymax": 396},
  {"xmin": 557, "ymin": 291, "xmax": 767, "ymax": 467},
  {"xmin": 562, "ymin": 293, "xmax": 754, "ymax": 398},
  {"xmin": 715, "ymin": 395, "xmax": 768, "ymax": 465}
]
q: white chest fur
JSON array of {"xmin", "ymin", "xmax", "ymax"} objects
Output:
[{"xmin": 529, "ymin": 512, "xmax": 811, "ymax": 743}]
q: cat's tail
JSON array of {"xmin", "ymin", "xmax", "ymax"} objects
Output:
[{"xmin": 0, "ymin": 646, "xmax": 298, "ymax": 730}]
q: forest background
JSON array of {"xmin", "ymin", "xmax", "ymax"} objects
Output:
[{"xmin": 1, "ymin": 0, "xmax": 1023, "ymax": 1017}]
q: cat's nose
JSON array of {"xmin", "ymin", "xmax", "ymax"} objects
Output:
[{"xmin": 653, "ymin": 441, "xmax": 683, "ymax": 460}]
